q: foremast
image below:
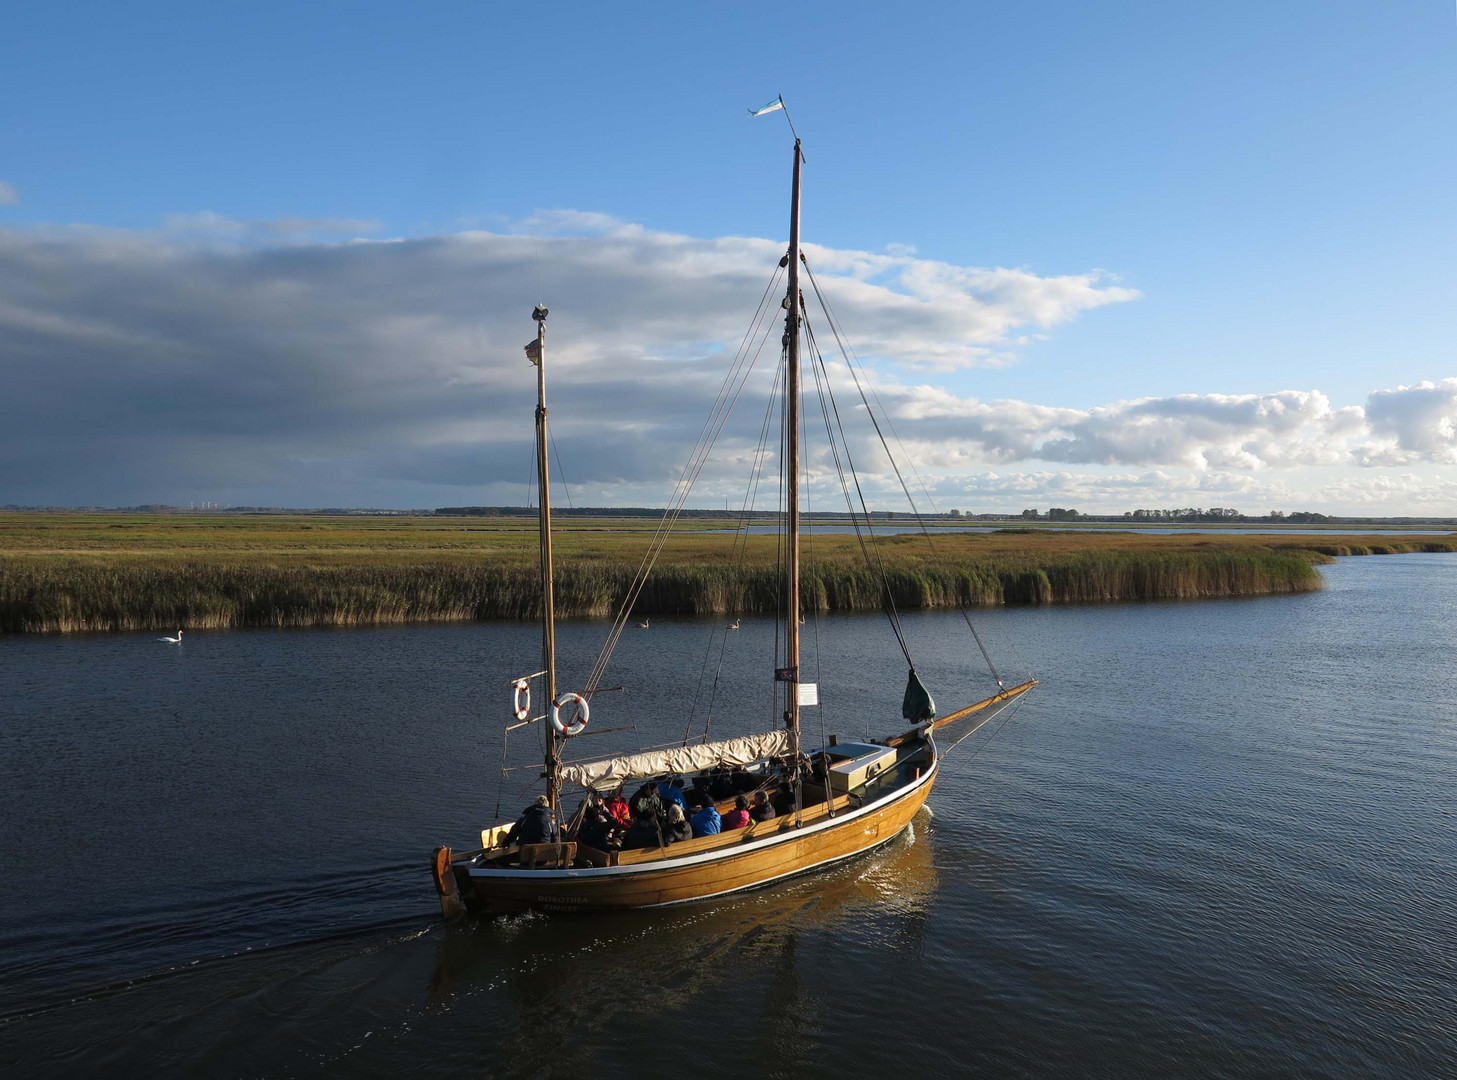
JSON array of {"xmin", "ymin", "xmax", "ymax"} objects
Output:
[{"xmin": 530, "ymin": 303, "xmax": 562, "ymax": 811}]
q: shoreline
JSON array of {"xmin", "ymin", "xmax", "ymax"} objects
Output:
[{"xmin": 3, "ymin": 513, "xmax": 1453, "ymax": 633}]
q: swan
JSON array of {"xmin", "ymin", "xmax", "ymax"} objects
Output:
[
  {"xmin": 159, "ymin": 630, "xmax": 183, "ymax": 644},
  {"xmin": 637, "ymin": 618, "xmax": 650, "ymax": 629},
  {"xmin": 728, "ymin": 620, "xmax": 740, "ymax": 630}
]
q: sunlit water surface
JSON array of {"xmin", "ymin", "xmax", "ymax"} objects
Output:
[{"xmin": 1, "ymin": 554, "xmax": 1455, "ymax": 1077}]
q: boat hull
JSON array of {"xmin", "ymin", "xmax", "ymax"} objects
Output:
[{"xmin": 461, "ymin": 761, "xmax": 937, "ymax": 913}]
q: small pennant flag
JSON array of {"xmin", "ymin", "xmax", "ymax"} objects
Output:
[
  {"xmin": 524, "ymin": 339, "xmax": 541, "ymax": 364},
  {"xmin": 748, "ymin": 95, "xmax": 784, "ymax": 118}
]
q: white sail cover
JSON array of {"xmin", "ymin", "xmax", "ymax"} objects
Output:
[{"xmin": 559, "ymin": 730, "xmax": 795, "ymax": 789}]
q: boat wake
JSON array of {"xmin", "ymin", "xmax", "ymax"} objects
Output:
[{"xmin": 0, "ymin": 860, "xmax": 433, "ymax": 1022}]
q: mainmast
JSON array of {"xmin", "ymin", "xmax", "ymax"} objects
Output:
[
  {"xmin": 531, "ymin": 303, "xmax": 562, "ymax": 810},
  {"xmin": 784, "ymin": 140, "xmax": 803, "ymax": 771}
]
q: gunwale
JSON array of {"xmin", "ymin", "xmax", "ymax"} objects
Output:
[{"xmin": 465, "ymin": 746, "xmax": 937, "ymax": 886}]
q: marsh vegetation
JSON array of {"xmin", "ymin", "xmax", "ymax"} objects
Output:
[{"xmin": 2, "ymin": 513, "xmax": 1451, "ymax": 633}]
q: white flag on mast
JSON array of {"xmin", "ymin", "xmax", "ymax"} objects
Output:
[{"xmin": 748, "ymin": 95, "xmax": 784, "ymax": 117}]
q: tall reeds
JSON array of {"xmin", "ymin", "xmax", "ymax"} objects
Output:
[{"xmin": 0, "ymin": 548, "xmax": 1335, "ymax": 633}]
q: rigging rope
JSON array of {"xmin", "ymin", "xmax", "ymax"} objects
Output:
[
  {"xmin": 685, "ymin": 350, "xmax": 787, "ymax": 746},
  {"xmin": 581, "ymin": 264, "xmax": 784, "ymax": 701},
  {"xmin": 802, "ymin": 255, "xmax": 1009, "ymax": 691},
  {"xmin": 548, "ymin": 429, "xmax": 574, "ymax": 510},
  {"xmin": 801, "ymin": 312, "xmax": 915, "ymax": 668}
]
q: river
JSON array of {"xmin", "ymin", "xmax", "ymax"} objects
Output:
[{"xmin": 1, "ymin": 554, "xmax": 1454, "ymax": 1077}]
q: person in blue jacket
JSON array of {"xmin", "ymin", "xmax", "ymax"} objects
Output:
[
  {"xmin": 690, "ymin": 800, "xmax": 721, "ymax": 838},
  {"xmin": 657, "ymin": 777, "xmax": 688, "ymax": 814}
]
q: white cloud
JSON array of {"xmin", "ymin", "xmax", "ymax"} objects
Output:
[
  {"xmin": 1361, "ymin": 379, "xmax": 1457, "ymax": 465},
  {"xmin": 0, "ymin": 181, "xmax": 17, "ymax": 206},
  {"xmin": 0, "ymin": 212, "xmax": 1452, "ymax": 514},
  {"xmin": 879, "ymin": 386, "xmax": 1382, "ymax": 471}
]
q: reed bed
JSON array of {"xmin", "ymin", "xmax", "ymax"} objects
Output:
[
  {"xmin": 2, "ymin": 513, "xmax": 1451, "ymax": 634},
  {"xmin": 0, "ymin": 548, "xmax": 1325, "ymax": 633}
]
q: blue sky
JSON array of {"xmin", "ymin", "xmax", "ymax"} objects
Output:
[{"xmin": 3, "ymin": 1, "xmax": 1456, "ymax": 512}]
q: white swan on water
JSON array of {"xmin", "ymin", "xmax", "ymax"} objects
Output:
[
  {"xmin": 637, "ymin": 618, "xmax": 650, "ymax": 629},
  {"xmin": 159, "ymin": 630, "xmax": 183, "ymax": 643},
  {"xmin": 728, "ymin": 620, "xmax": 740, "ymax": 630}
]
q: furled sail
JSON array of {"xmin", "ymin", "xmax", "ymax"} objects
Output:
[
  {"xmin": 559, "ymin": 730, "xmax": 795, "ymax": 789},
  {"xmin": 902, "ymin": 668, "xmax": 936, "ymax": 722}
]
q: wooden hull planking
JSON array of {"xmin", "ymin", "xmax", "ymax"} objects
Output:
[{"xmin": 461, "ymin": 763, "xmax": 937, "ymax": 913}]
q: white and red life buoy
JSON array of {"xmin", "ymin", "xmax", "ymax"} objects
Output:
[
  {"xmin": 512, "ymin": 679, "xmax": 530, "ymax": 721},
  {"xmin": 550, "ymin": 692, "xmax": 590, "ymax": 736}
]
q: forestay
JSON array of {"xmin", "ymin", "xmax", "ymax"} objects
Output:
[{"xmin": 559, "ymin": 730, "xmax": 795, "ymax": 789}]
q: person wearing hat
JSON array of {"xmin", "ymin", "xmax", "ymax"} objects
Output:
[
  {"xmin": 664, "ymin": 803, "xmax": 692, "ymax": 845},
  {"xmin": 506, "ymin": 794, "xmax": 559, "ymax": 847}
]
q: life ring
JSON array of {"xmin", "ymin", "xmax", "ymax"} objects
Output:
[
  {"xmin": 512, "ymin": 679, "xmax": 530, "ymax": 722},
  {"xmin": 550, "ymin": 692, "xmax": 590, "ymax": 736}
]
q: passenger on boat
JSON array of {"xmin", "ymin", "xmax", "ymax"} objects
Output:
[
  {"xmin": 631, "ymin": 781, "xmax": 664, "ymax": 824},
  {"xmin": 604, "ymin": 790, "xmax": 632, "ymax": 830},
  {"xmin": 657, "ymin": 777, "xmax": 688, "ymax": 813},
  {"xmin": 690, "ymin": 800, "xmax": 721, "ymax": 838},
  {"xmin": 578, "ymin": 803, "xmax": 619, "ymax": 851},
  {"xmin": 721, "ymin": 794, "xmax": 751, "ymax": 830},
  {"xmin": 750, "ymin": 790, "xmax": 777, "ymax": 823},
  {"xmin": 685, "ymin": 787, "xmax": 712, "ymax": 811},
  {"xmin": 506, "ymin": 795, "xmax": 559, "ymax": 846},
  {"xmin": 664, "ymin": 803, "xmax": 692, "ymax": 845},
  {"xmin": 708, "ymin": 767, "xmax": 737, "ymax": 800},
  {"xmin": 622, "ymin": 813, "xmax": 662, "ymax": 850},
  {"xmin": 691, "ymin": 774, "xmax": 715, "ymax": 805}
]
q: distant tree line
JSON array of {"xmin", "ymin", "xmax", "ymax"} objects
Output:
[{"xmin": 1122, "ymin": 508, "xmax": 1331, "ymax": 523}]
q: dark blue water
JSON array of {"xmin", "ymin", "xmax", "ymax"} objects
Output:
[{"xmin": 2, "ymin": 555, "xmax": 1455, "ymax": 1077}]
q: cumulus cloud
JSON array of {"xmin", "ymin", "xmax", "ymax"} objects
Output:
[
  {"xmin": 879, "ymin": 385, "xmax": 1377, "ymax": 471},
  {"xmin": 1362, "ymin": 379, "xmax": 1457, "ymax": 465},
  {"xmin": 0, "ymin": 213, "xmax": 1451, "ymax": 514}
]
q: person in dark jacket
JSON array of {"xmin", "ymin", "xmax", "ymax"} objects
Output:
[
  {"xmin": 664, "ymin": 803, "xmax": 692, "ymax": 844},
  {"xmin": 685, "ymin": 786, "xmax": 711, "ymax": 811},
  {"xmin": 708, "ymin": 767, "xmax": 737, "ymax": 800},
  {"xmin": 750, "ymin": 790, "xmax": 777, "ymax": 823},
  {"xmin": 622, "ymin": 813, "xmax": 662, "ymax": 850},
  {"xmin": 657, "ymin": 777, "xmax": 689, "ymax": 814},
  {"xmin": 692, "ymin": 773, "xmax": 717, "ymax": 806},
  {"xmin": 577, "ymin": 804, "xmax": 618, "ymax": 851},
  {"xmin": 506, "ymin": 795, "xmax": 559, "ymax": 846}
]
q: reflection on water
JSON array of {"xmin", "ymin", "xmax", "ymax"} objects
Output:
[
  {"xmin": 1, "ymin": 824, "xmax": 939, "ymax": 1077},
  {"xmin": 4, "ymin": 554, "xmax": 1457, "ymax": 1077},
  {"xmin": 422, "ymin": 826, "xmax": 937, "ymax": 1076}
]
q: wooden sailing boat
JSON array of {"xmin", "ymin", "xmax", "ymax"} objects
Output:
[{"xmin": 430, "ymin": 133, "xmax": 1036, "ymax": 917}]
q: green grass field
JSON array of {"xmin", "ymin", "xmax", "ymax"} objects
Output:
[{"xmin": 2, "ymin": 512, "xmax": 1453, "ymax": 632}]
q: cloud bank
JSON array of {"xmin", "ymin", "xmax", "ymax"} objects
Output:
[{"xmin": 0, "ymin": 215, "xmax": 1452, "ymax": 514}]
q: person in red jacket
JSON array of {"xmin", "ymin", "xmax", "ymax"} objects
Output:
[
  {"xmin": 604, "ymin": 790, "xmax": 632, "ymax": 830},
  {"xmin": 721, "ymin": 794, "xmax": 751, "ymax": 830}
]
